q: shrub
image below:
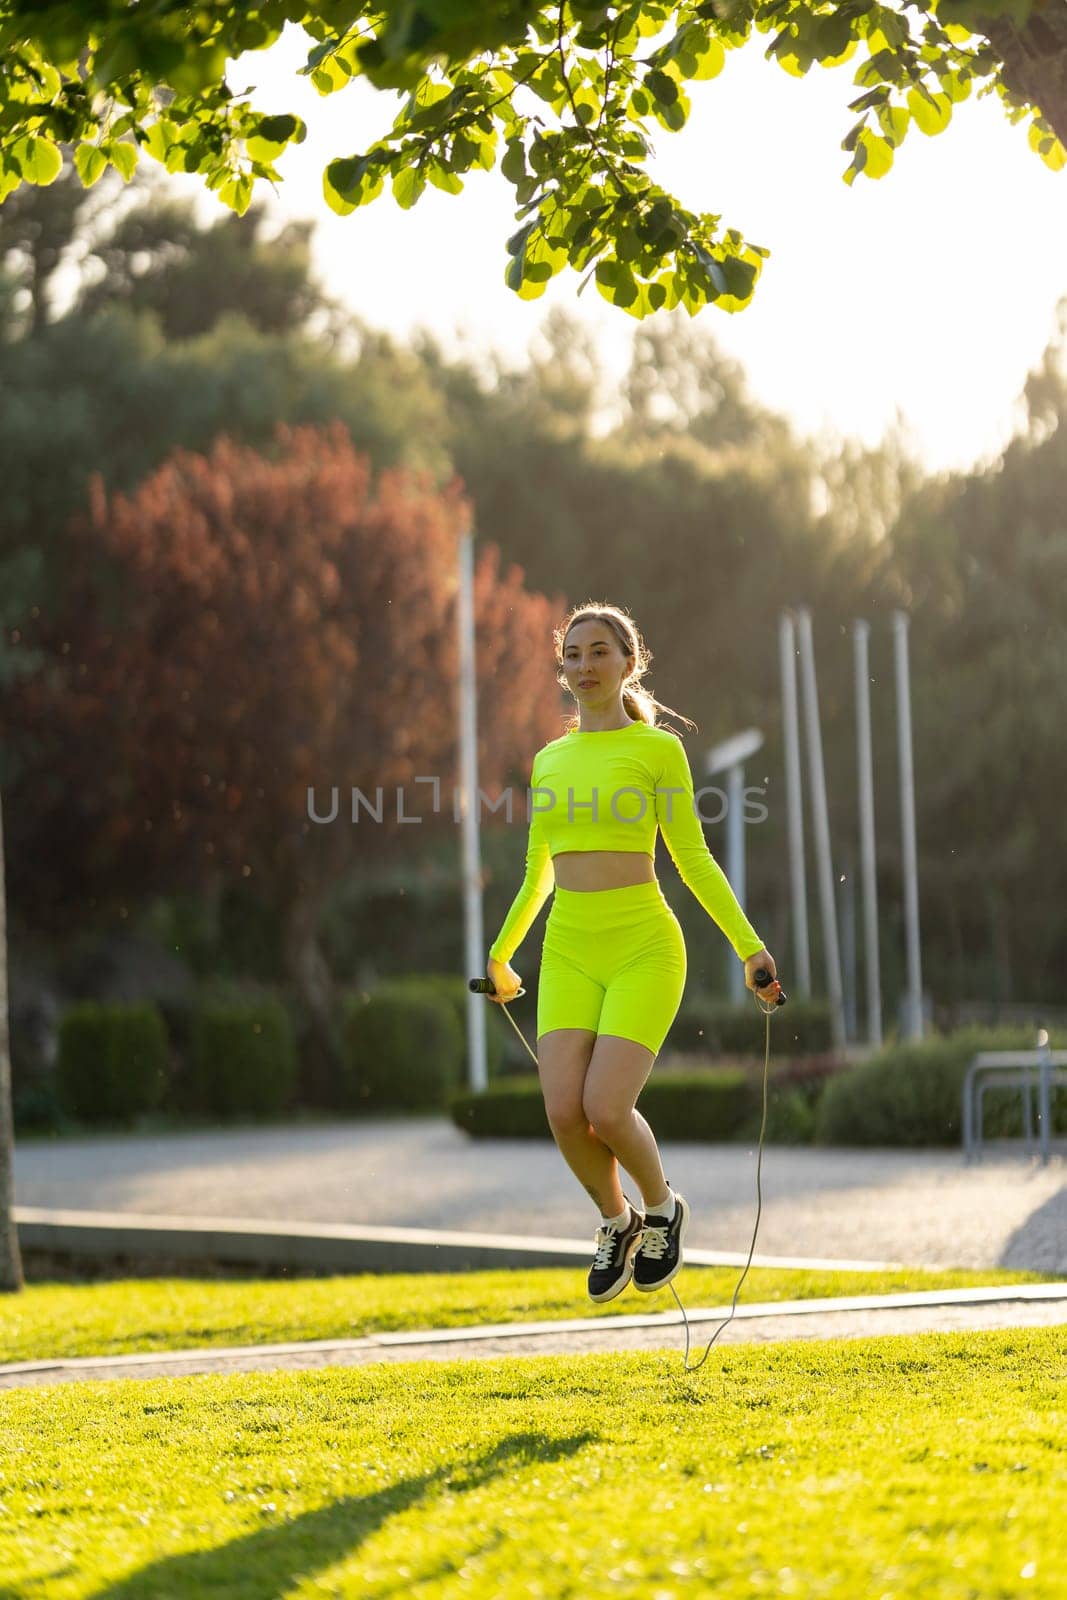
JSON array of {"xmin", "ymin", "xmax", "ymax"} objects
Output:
[
  {"xmin": 670, "ymin": 996, "xmax": 833, "ymax": 1057},
  {"xmin": 384, "ymin": 973, "xmax": 507, "ymax": 1080},
  {"xmin": 451, "ymin": 1077, "xmax": 550, "ymax": 1138},
  {"xmin": 56, "ymin": 1002, "xmax": 170, "ymax": 1124},
  {"xmin": 342, "ymin": 981, "xmax": 463, "ymax": 1110},
  {"xmin": 451, "ymin": 1070, "xmax": 754, "ymax": 1142},
  {"xmin": 768, "ymin": 1053, "xmax": 851, "ymax": 1109},
  {"xmin": 12, "ymin": 1076, "xmax": 68, "ymax": 1135},
  {"xmin": 739, "ymin": 1085, "xmax": 816, "ymax": 1145},
  {"xmin": 188, "ymin": 993, "xmax": 298, "ymax": 1118},
  {"xmin": 815, "ymin": 1025, "xmax": 1067, "ymax": 1147}
]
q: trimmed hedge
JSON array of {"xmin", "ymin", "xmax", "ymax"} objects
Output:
[
  {"xmin": 56, "ymin": 1002, "xmax": 170, "ymax": 1124},
  {"xmin": 451, "ymin": 1077, "xmax": 551, "ymax": 1138},
  {"xmin": 342, "ymin": 980, "xmax": 463, "ymax": 1110},
  {"xmin": 816, "ymin": 1025, "xmax": 1067, "ymax": 1147},
  {"xmin": 384, "ymin": 972, "xmax": 508, "ymax": 1080},
  {"xmin": 670, "ymin": 996, "xmax": 833, "ymax": 1057},
  {"xmin": 188, "ymin": 995, "xmax": 298, "ymax": 1118},
  {"xmin": 452, "ymin": 1070, "xmax": 754, "ymax": 1142},
  {"xmin": 739, "ymin": 1085, "xmax": 816, "ymax": 1145}
]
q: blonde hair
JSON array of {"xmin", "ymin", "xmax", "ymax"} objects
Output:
[{"xmin": 554, "ymin": 601, "xmax": 698, "ymax": 737}]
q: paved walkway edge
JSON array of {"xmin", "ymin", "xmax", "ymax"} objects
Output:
[
  {"xmin": 13, "ymin": 1206, "xmax": 904, "ymax": 1275},
  {"xmin": 4, "ymin": 1281, "xmax": 1066, "ymax": 1383}
]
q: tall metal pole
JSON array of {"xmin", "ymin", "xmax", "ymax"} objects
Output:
[
  {"xmin": 854, "ymin": 619, "xmax": 883, "ymax": 1047},
  {"xmin": 893, "ymin": 609, "xmax": 924, "ymax": 1041},
  {"xmin": 779, "ymin": 611, "xmax": 811, "ymax": 997},
  {"xmin": 458, "ymin": 529, "xmax": 488, "ymax": 1090},
  {"xmin": 796, "ymin": 607, "xmax": 847, "ymax": 1053},
  {"xmin": 839, "ymin": 844, "xmax": 857, "ymax": 1043}
]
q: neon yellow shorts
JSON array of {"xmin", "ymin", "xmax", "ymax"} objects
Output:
[{"xmin": 536, "ymin": 879, "xmax": 687, "ymax": 1055}]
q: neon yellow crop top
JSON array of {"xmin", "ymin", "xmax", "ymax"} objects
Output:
[{"xmin": 488, "ymin": 720, "xmax": 765, "ymax": 966}]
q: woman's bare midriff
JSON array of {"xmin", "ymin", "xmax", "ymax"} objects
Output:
[{"xmin": 552, "ymin": 850, "xmax": 657, "ymax": 892}]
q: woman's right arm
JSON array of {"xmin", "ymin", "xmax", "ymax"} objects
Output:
[{"xmin": 487, "ymin": 754, "xmax": 554, "ymax": 973}]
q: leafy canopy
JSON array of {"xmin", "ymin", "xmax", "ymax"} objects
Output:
[{"xmin": 1, "ymin": 1, "xmax": 1063, "ymax": 319}]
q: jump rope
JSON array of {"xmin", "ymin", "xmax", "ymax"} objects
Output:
[{"xmin": 469, "ymin": 967, "xmax": 787, "ymax": 1372}]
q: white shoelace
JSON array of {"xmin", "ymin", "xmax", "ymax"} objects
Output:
[
  {"xmin": 593, "ymin": 1221, "xmax": 629, "ymax": 1270},
  {"xmin": 638, "ymin": 1222, "xmax": 669, "ymax": 1261}
]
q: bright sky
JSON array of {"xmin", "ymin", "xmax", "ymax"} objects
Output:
[{"xmin": 202, "ymin": 23, "xmax": 1067, "ymax": 475}]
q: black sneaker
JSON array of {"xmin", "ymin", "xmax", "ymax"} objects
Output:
[
  {"xmin": 587, "ymin": 1199, "xmax": 646, "ymax": 1303},
  {"xmin": 633, "ymin": 1190, "xmax": 689, "ymax": 1292}
]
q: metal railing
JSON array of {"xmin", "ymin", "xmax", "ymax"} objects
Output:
[{"xmin": 962, "ymin": 1043, "xmax": 1067, "ymax": 1165}]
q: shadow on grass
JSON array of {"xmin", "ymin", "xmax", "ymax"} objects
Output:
[
  {"xmin": 84, "ymin": 1428, "xmax": 597, "ymax": 1600},
  {"xmin": 1001, "ymin": 1181, "xmax": 1067, "ymax": 1273}
]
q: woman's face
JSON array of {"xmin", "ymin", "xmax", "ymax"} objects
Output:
[{"xmin": 561, "ymin": 619, "xmax": 633, "ymax": 708}]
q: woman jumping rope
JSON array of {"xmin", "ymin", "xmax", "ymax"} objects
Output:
[{"xmin": 486, "ymin": 601, "xmax": 780, "ymax": 1305}]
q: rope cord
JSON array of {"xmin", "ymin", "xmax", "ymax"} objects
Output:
[
  {"xmin": 667, "ymin": 993, "xmax": 774, "ymax": 1372},
  {"xmin": 490, "ymin": 982, "xmax": 777, "ymax": 1372}
]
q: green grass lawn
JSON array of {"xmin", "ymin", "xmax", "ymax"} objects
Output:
[
  {"xmin": 1, "ymin": 1325, "xmax": 1065, "ymax": 1598},
  {"xmin": 2, "ymin": 1265, "xmax": 1058, "ymax": 1365}
]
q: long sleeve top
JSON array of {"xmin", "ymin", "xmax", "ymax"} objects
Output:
[{"xmin": 488, "ymin": 719, "xmax": 764, "ymax": 966}]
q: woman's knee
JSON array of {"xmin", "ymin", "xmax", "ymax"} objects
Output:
[
  {"xmin": 581, "ymin": 1092, "xmax": 633, "ymax": 1143},
  {"xmin": 537, "ymin": 1029, "xmax": 595, "ymax": 1137},
  {"xmin": 544, "ymin": 1096, "xmax": 590, "ymax": 1139}
]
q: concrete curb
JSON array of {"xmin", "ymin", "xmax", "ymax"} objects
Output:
[
  {"xmin": 3, "ymin": 1282, "xmax": 1066, "ymax": 1389},
  {"xmin": 13, "ymin": 1207, "xmax": 904, "ymax": 1275}
]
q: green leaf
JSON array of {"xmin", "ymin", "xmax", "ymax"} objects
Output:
[
  {"xmin": 13, "ymin": 136, "xmax": 62, "ymax": 186},
  {"xmin": 773, "ymin": 49, "xmax": 808, "ymax": 80},
  {"xmin": 392, "ymin": 164, "xmax": 427, "ymax": 207},
  {"xmin": 857, "ymin": 129, "xmax": 893, "ymax": 179},
  {"xmin": 645, "ymin": 69, "xmax": 679, "ymax": 106},
  {"xmin": 506, "ymin": 219, "xmax": 537, "ymax": 257},
  {"xmin": 311, "ymin": 56, "xmax": 349, "ymax": 94},
  {"xmin": 695, "ymin": 243, "xmax": 729, "ymax": 297},
  {"xmin": 842, "ymin": 139, "xmax": 868, "ymax": 187},
  {"xmin": 74, "ymin": 144, "xmax": 108, "ymax": 188},
  {"xmin": 596, "ymin": 259, "xmax": 638, "ymax": 309},
  {"xmin": 451, "ymin": 131, "xmax": 480, "ymax": 170},
  {"xmin": 167, "ymin": 43, "xmax": 229, "ymax": 96},
  {"xmin": 219, "ymin": 173, "xmax": 254, "ymax": 215},
  {"xmin": 691, "ymin": 35, "xmax": 725, "ymax": 81},
  {"xmin": 501, "ymin": 138, "xmax": 526, "ymax": 184},
  {"xmin": 164, "ymin": 139, "xmax": 193, "ymax": 175},
  {"xmin": 258, "ymin": 114, "xmax": 303, "ymax": 145},
  {"xmin": 143, "ymin": 118, "xmax": 179, "ymax": 164},
  {"xmin": 907, "ymin": 85, "xmax": 951, "ymax": 136},
  {"xmin": 402, "ymin": 81, "xmax": 456, "ymax": 133},
  {"xmin": 426, "ymin": 162, "xmax": 463, "ymax": 194},
  {"xmin": 323, "ymin": 154, "xmax": 385, "ymax": 214},
  {"xmin": 940, "ymin": 69, "xmax": 971, "ymax": 105},
  {"xmin": 106, "ymin": 140, "xmax": 139, "ymax": 181},
  {"xmin": 877, "ymin": 104, "xmax": 910, "ymax": 146},
  {"xmin": 816, "ymin": 12, "xmax": 853, "ymax": 60},
  {"xmin": 1029, "ymin": 121, "xmax": 1067, "ymax": 172}
]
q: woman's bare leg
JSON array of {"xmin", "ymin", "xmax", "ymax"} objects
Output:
[
  {"xmin": 537, "ymin": 1028, "xmax": 626, "ymax": 1217},
  {"xmin": 581, "ymin": 1034, "xmax": 669, "ymax": 1211}
]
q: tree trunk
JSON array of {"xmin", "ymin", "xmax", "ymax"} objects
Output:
[
  {"xmin": 0, "ymin": 792, "xmax": 25, "ymax": 1293},
  {"xmin": 982, "ymin": 4, "xmax": 1067, "ymax": 149},
  {"xmin": 283, "ymin": 890, "xmax": 343, "ymax": 1108}
]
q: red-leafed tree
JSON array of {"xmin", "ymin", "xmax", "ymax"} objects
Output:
[{"xmin": 8, "ymin": 422, "xmax": 562, "ymax": 1095}]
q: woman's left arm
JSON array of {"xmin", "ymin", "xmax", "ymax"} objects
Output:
[{"xmin": 654, "ymin": 734, "xmax": 765, "ymax": 963}]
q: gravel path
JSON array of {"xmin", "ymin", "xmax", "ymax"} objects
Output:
[{"xmin": 14, "ymin": 1117, "xmax": 1067, "ymax": 1271}]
